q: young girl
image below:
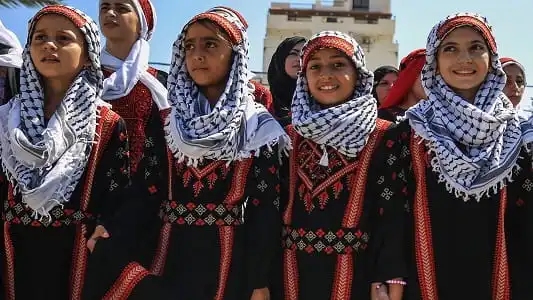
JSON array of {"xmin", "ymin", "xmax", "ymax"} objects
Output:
[
  {"xmin": 378, "ymin": 49, "xmax": 426, "ymax": 122},
  {"xmin": 282, "ymin": 31, "xmax": 406, "ymax": 300},
  {"xmin": 86, "ymin": 0, "xmax": 170, "ymax": 258},
  {"xmin": 267, "ymin": 36, "xmax": 307, "ymax": 127},
  {"xmin": 0, "ymin": 5, "xmax": 129, "ymax": 299},
  {"xmin": 397, "ymin": 13, "xmax": 533, "ymax": 299},
  {"xmin": 500, "ymin": 57, "xmax": 526, "ymax": 107},
  {"xmin": 95, "ymin": 7, "xmax": 289, "ymax": 300},
  {"xmin": 372, "ymin": 65, "xmax": 398, "ymax": 106}
]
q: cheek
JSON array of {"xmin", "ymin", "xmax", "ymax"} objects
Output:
[{"xmin": 284, "ymin": 57, "xmax": 298, "ymax": 77}]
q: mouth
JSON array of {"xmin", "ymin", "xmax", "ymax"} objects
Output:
[
  {"xmin": 452, "ymin": 69, "xmax": 476, "ymax": 77},
  {"xmin": 192, "ymin": 67, "xmax": 209, "ymax": 72},
  {"xmin": 103, "ymin": 21, "xmax": 119, "ymax": 28},
  {"xmin": 317, "ymin": 84, "xmax": 339, "ymax": 92},
  {"xmin": 41, "ymin": 56, "xmax": 60, "ymax": 63}
]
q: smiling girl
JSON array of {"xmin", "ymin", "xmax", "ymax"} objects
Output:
[
  {"xmin": 394, "ymin": 13, "xmax": 533, "ymax": 299},
  {"xmin": 0, "ymin": 5, "xmax": 130, "ymax": 299},
  {"xmin": 282, "ymin": 31, "xmax": 406, "ymax": 300}
]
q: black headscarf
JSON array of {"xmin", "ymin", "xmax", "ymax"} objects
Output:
[
  {"xmin": 268, "ymin": 36, "xmax": 307, "ymax": 127},
  {"xmin": 371, "ymin": 65, "xmax": 398, "ymax": 106}
]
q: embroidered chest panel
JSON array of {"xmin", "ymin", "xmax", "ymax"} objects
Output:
[
  {"xmin": 104, "ymin": 68, "xmax": 158, "ymax": 173},
  {"xmin": 294, "ymin": 138, "xmax": 358, "ymax": 213}
]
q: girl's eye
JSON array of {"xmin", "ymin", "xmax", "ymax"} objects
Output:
[
  {"xmin": 184, "ymin": 44, "xmax": 194, "ymax": 51},
  {"xmin": 442, "ymin": 46, "xmax": 456, "ymax": 52},
  {"xmin": 471, "ymin": 44, "xmax": 486, "ymax": 51},
  {"xmin": 333, "ymin": 62, "xmax": 344, "ymax": 68},
  {"xmin": 33, "ymin": 34, "xmax": 45, "ymax": 41},
  {"xmin": 309, "ymin": 64, "xmax": 319, "ymax": 70},
  {"xmin": 206, "ymin": 41, "xmax": 216, "ymax": 48}
]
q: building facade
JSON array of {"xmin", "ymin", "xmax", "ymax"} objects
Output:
[{"xmin": 257, "ymin": 0, "xmax": 398, "ymax": 86}]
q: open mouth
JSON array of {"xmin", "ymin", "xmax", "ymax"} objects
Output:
[
  {"xmin": 318, "ymin": 85, "xmax": 339, "ymax": 92},
  {"xmin": 452, "ymin": 70, "xmax": 476, "ymax": 76}
]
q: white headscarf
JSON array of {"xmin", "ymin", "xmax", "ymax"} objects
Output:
[
  {"xmin": 99, "ymin": 0, "xmax": 169, "ymax": 110},
  {"xmin": 0, "ymin": 19, "xmax": 22, "ymax": 69}
]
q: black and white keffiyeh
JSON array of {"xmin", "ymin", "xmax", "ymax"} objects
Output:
[
  {"xmin": 0, "ymin": 6, "xmax": 105, "ymax": 218},
  {"xmin": 165, "ymin": 6, "xmax": 289, "ymax": 166},
  {"xmin": 405, "ymin": 13, "xmax": 529, "ymax": 201},
  {"xmin": 291, "ymin": 31, "xmax": 377, "ymax": 166}
]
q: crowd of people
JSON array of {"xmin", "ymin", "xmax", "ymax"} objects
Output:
[{"xmin": 0, "ymin": 1, "xmax": 531, "ymax": 300}]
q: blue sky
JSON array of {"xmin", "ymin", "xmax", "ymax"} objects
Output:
[{"xmin": 0, "ymin": 0, "xmax": 531, "ymax": 85}]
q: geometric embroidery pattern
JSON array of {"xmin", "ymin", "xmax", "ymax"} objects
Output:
[
  {"xmin": 161, "ymin": 201, "xmax": 243, "ymax": 226},
  {"xmin": 282, "ymin": 226, "xmax": 369, "ymax": 255},
  {"xmin": 4, "ymin": 201, "xmax": 94, "ymax": 227}
]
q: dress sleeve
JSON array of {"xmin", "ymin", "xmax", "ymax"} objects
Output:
[
  {"xmin": 244, "ymin": 145, "xmax": 282, "ymax": 291},
  {"xmin": 367, "ymin": 122, "xmax": 411, "ymax": 283},
  {"xmin": 90, "ymin": 117, "xmax": 131, "ymax": 232}
]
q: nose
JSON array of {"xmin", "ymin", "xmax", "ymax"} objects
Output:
[
  {"xmin": 457, "ymin": 50, "xmax": 473, "ymax": 64},
  {"xmin": 42, "ymin": 39, "xmax": 58, "ymax": 52},
  {"xmin": 191, "ymin": 48, "xmax": 205, "ymax": 63}
]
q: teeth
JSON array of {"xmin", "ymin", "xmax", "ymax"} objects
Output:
[
  {"xmin": 455, "ymin": 70, "xmax": 474, "ymax": 74},
  {"xmin": 319, "ymin": 85, "xmax": 336, "ymax": 90}
]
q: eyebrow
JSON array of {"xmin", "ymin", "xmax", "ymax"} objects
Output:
[
  {"xmin": 184, "ymin": 36, "xmax": 220, "ymax": 44},
  {"xmin": 441, "ymin": 39, "xmax": 485, "ymax": 46}
]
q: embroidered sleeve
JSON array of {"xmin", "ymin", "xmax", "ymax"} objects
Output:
[
  {"xmin": 244, "ymin": 145, "xmax": 282, "ymax": 290},
  {"xmin": 92, "ymin": 118, "xmax": 131, "ymax": 229},
  {"xmin": 367, "ymin": 122, "xmax": 411, "ymax": 283}
]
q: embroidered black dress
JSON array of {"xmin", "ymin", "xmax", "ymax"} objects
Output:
[
  {"xmin": 378, "ymin": 106, "xmax": 407, "ymax": 122},
  {"xmin": 389, "ymin": 121, "xmax": 533, "ymax": 300},
  {"xmin": 280, "ymin": 119, "xmax": 407, "ymax": 300},
  {"xmin": 0, "ymin": 107, "xmax": 130, "ymax": 300},
  {"xmin": 88, "ymin": 146, "xmax": 281, "ymax": 300}
]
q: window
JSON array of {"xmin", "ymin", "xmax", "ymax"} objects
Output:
[
  {"xmin": 353, "ymin": 0, "xmax": 369, "ymax": 9},
  {"xmin": 326, "ymin": 17, "xmax": 337, "ymax": 23}
]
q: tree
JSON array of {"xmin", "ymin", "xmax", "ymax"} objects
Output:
[{"xmin": 0, "ymin": 0, "xmax": 62, "ymax": 8}]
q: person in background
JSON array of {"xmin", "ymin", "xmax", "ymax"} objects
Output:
[
  {"xmin": 268, "ymin": 36, "xmax": 307, "ymax": 127},
  {"xmin": 372, "ymin": 65, "xmax": 398, "ymax": 106},
  {"xmin": 500, "ymin": 57, "xmax": 526, "ymax": 107},
  {"xmin": 378, "ymin": 49, "xmax": 426, "ymax": 121},
  {"xmin": 0, "ymin": 5, "xmax": 130, "ymax": 299},
  {"xmin": 282, "ymin": 31, "xmax": 406, "ymax": 300},
  {"xmin": 395, "ymin": 13, "xmax": 533, "ymax": 299},
  {"xmin": 0, "ymin": 19, "xmax": 22, "ymax": 104}
]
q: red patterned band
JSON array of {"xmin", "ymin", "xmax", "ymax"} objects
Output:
[
  {"xmin": 302, "ymin": 36, "xmax": 355, "ymax": 70},
  {"xmin": 437, "ymin": 16, "xmax": 496, "ymax": 53},
  {"xmin": 34, "ymin": 5, "xmax": 86, "ymax": 28},
  {"xmin": 138, "ymin": 0, "xmax": 154, "ymax": 33}
]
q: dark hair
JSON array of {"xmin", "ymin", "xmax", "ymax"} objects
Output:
[{"xmin": 372, "ymin": 65, "xmax": 398, "ymax": 105}]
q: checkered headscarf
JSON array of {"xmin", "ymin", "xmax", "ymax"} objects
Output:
[
  {"xmin": 405, "ymin": 13, "xmax": 526, "ymax": 201},
  {"xmin": 0, "ymin": 5, "xmax": 105, "ymax": 218},
  {"xmin": 165, "ymin": 7, "xmax": 289, "ymax": 166},
  {"xmin": 291, "ymin": 31, "xmax": 377, "ymax": 166}
]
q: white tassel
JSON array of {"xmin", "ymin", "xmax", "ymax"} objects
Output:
[{"xmin": 318, "ymin": 144, "xmax": 329, "ymax": 167}]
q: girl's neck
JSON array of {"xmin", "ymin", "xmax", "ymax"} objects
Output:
[
  {"xmin": 43, "ymin": 78, "xmax": 70, "ymax": 119},
  {"xmin": 200, "ymin": 82, "xmax": 227, "ymax": 105},
  {"xmin": 399, "ymin": 91, "xmax": 421, "ymax": 109},
  {"xmin": 105, "ymin": 39, "xmax": 136, "ymax": 61}
]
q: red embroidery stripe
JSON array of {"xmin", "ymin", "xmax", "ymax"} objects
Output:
[
  {"xmin": 331, "ymin": 254, "xmax": 353, "ymax": 300},
  {"xmin": 492, "ymin": 189, "xmax": 510, "ymax": 300},
  {"xmin": 150, "ymin": 223, "xmax": 172, "ymax": 276},
  {"xmin": 283, "ymin": 126, "xmax": 300, "ymax": 225},
  {"xmin": 4, "ymin": 222, "xmax": 15, "ymax": 300},
  {"xmin": 283, "ymin": 249, "xmax": 299, "ymax": 300},
  {"xmin": 69, "ymin": 224, "xmax": 88, "ymax": 300},
  {"xmin": 224, "ymin": 159, "xmax": 253, "ymax": 205},
  {"xmin": 214, "ymin": 226, "xmax": 234, "ymax": 300},
  {"xmin": 411, "ymin": 134, "xmax": 439, "ymax": 300},
  {"xmin": 104, "ymin": 262, "xmax": 150, "ymax": 300}
]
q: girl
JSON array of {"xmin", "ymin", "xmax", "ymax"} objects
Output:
[
  {"xmin": 398, "ymin": 13, "xmax": 533, "ymax": 299},
  {"xmin": 86, "ymin": 0, "xmax": 170, "ymax": 257},
  {"xmin": 372, "ymin": 65, "xmax": 398, "ymax": 106},
  {"xmin": 96, "ymin": 7, "xmax": 289, "ymax": 300},
  {"xmin": 378, "ymin": 49, "xmax": 426, "ymax": 122},
  {"xmin": 267, "ymin": 36, "xmax": 307, "ymax": 127},
  {"xmin": 500, "ymin": 57, "xmax": 526, "ymax": 107},
  {"xmin": 0, "ymin": 5, "xmax": 129, "ymax": 299},
  {"xmin": 282, "ymin": 31, "xmax": 406, "ymax": 300}
]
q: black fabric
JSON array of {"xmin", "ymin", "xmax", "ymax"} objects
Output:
[
  {"xmin": 372, "ymin": 66, "xmax": 398, "ymax": 106},
  {"xmin": 267, "ymin": 36, "xmax": 306, "ymax": 127}
]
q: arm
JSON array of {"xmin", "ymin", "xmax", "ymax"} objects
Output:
[{"xmin": 245, "ymin": 145, "xmax": 282, "ymax": 296}]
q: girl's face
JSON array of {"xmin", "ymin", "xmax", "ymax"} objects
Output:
[
  {"xmin": 375, "ymin": 72, "xmax": 397, "ymax": 102},
  {"xmin": 284, "ymin": 42, "xmax": 304, "ymax": 79},
  {"xmin": 184, "ymin": 21, "xmax": 233, "ymax": 88},
  {"xmin": 305, "ymin": 48, "xmax": 357, "ymax": 108},
  {"xmin": 30, "ymin": 14, "xmax": 87, "ymax": 82},
  {"xmin": 99, "ymin": 0, "xmax": 140, "ymax": 42},
  {"xmin": 502, "ymin": 64, "xmax": 525, "ymax": 107},
  {"xmin": 437, "ymin": 26, "xmax": 490, "ymax": 101}
]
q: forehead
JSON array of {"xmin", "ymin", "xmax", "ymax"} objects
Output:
[
  {"xmin": 503, "ymin": 64, "xmax": 524, "ymax": 76},
  {"xmin": 101, "ymin": 0, "xmax": 134, "ymax": 5},
  {"xmin": 442, "ymin": 26, "xmax": 485, "ymax": 43},
  {"xmin": 185, "ymin": 22, "xmax": 221, "ymax": 40},
  {"xmin": 381, "ymin": 72, "xmax": 398, "ymax": 81},
  {"xmin": 310, "ymin": 47, "xmax": 347, "ymax": 59}
]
